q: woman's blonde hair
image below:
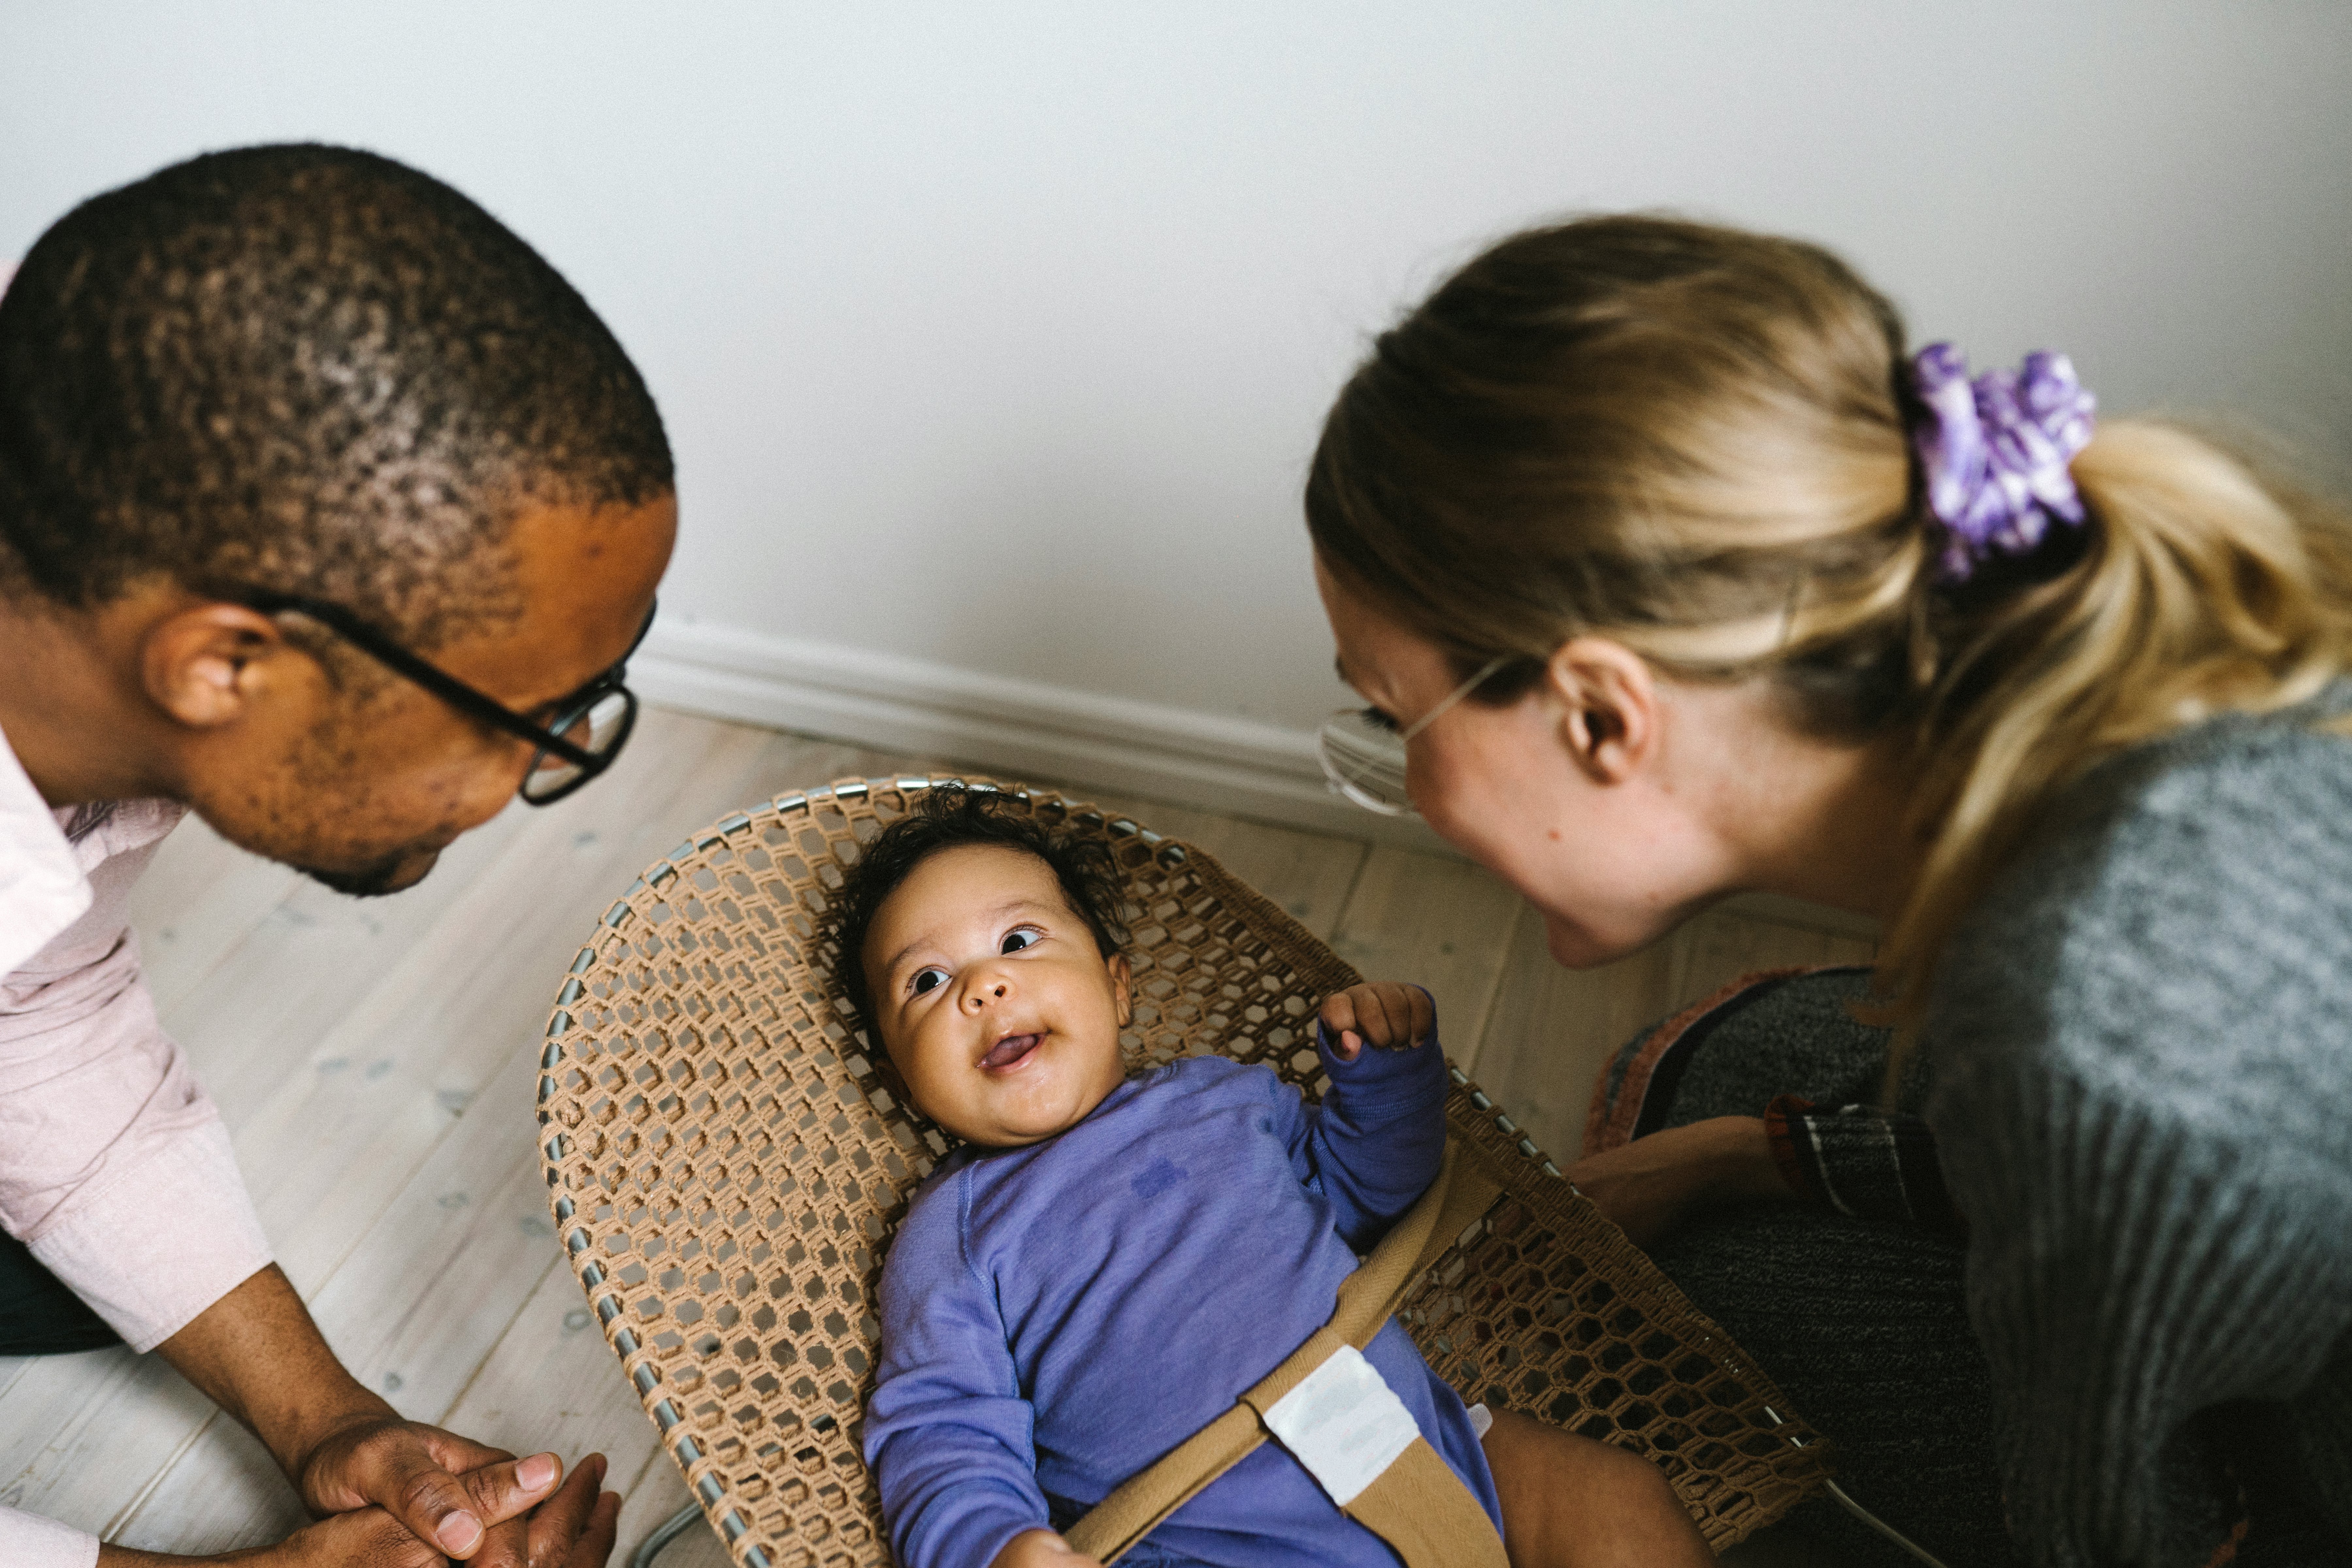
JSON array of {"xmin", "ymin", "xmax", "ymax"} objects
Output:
[{"xmin": 1306, "ymin": 215, "xmax": 2352, "ymax": 1059}]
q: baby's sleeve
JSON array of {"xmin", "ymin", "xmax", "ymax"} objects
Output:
[
  {"xmin": 863, "ymin": 1172, "xmax": 1050, "ymax": 1568},
  {"xmin": 1300, "ymin": 1008, "xmax": 1450, "ymax": 1253}
]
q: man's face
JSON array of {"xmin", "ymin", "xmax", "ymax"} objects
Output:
[
  {"xmin": 860, "ymin": 844, "xmax": 1133, "ymax": 1148},
  {"xmin": 180, "ymin": 494, "xmax": 676, "ymax": 895}
]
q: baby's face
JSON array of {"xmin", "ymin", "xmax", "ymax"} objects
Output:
[{"xmin": 861, "ymin": 844, "xmax": 1132, "ymax": 1148}]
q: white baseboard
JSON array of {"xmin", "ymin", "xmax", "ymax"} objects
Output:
[{"xmin": 633, "ymin": 618, "xmax": 1447, "ymax": 847}]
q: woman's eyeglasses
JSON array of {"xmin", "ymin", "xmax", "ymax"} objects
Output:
[
  {"xmin": 231, "ymin": 591, "xmax": 656, "ymax": 806},
  {"xmin": 1316, "ymin": 656, "xmax": 1509, "ymax": 815}
]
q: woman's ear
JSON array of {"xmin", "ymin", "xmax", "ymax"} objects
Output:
[
  {"xmin": 1107, "ymin": 953, "xmax": 1134, "ymax": 1027},
  {"xmin": 1545, "ymin": 637, "xmax": 1660, "ymax": 785}
]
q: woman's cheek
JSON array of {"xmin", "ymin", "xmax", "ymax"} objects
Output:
[{"xmin": 1414, "ymin": 738, "xmax": 1544, "ymax": 884}]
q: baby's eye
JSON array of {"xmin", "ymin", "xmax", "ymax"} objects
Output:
[
  {"xmin": 1000, "ymin": 927, "xmax": 1042, "ymax": 955},
  {"xmin": 1357, "ymin": 705, "xmax": 1401, "ymax": 735},
  {"xmin": 909, "ymin": 966, "xmax": 949, "ymax": 997}
]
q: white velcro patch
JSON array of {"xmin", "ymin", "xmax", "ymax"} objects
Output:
[{"xmin": 1262, "ymin": 1344, "xmax": 1421, "ymax": 1507}]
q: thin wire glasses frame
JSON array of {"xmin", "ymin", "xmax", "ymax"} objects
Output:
[
  {"xmin": 231, "ymin": 590, "xmax": 656, "ymax": 806},
  {"xmin": 1317, "ymin": 655, "xmax": 1511, "ymax": 816}
]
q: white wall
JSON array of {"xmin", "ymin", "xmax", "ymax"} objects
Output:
[{"xmin": 6, "ymin": 4, "xmax": 2349, "ymax": 830}]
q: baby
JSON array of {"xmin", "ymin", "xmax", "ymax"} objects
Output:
[{"xmin": 840, "ymin": 788, "xmax": 1709, "ymax": 1568}]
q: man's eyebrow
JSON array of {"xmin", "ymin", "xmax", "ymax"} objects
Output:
[{"xmin": 874, "ymin": 894, "xmax": 1063, "ymax": 985}]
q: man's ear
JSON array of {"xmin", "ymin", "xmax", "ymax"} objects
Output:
[
  {"xmin": 137, "ymin": 602, "xmax": 304, "ymax": 730},
  {"xmin": 1107, "ymin": 953, "xmax": 1134, "ymax": 1028},
  {"xmin": 1544, "ymin": 637, "xmax": 1660, "ymax": 786}
]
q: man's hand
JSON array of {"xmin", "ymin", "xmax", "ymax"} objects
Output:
[
  {"xmin": 990, "ymin": 1529, "xmax": 1104, "ymax": 1568},
  {"xmin": 297, "ymin": 1413, "xmax": 576, "ymax": 1562},
  {"xmin": 1561, "ymin": 1117, "xmax": 1790, "ymax": 1248},
  {"xmin": 97, "ymin": 1454, "xmax": 619, "ymax": 1568},
  {"xmin": 1318, "ymin": 982, "xmax": 1435, "ymax": 1061},
  {"xmin": 151, "ymin": 1265, "xmax": 619, "ymax": 1566}
]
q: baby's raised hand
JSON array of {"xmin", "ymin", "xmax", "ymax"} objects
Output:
[{"xmin": 1319, "ymin": 982, "xmax": 1435, "ymax": 1061}]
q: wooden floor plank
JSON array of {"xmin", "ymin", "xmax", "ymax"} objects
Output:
[
  {"xmin": 614, "ymin": 1456, "xmax": 734, "ymax": 1568},
  {"xmin": 108, "ymin": 1038, "xmax": 558, "ymax": 1550},
  {"xmin": 0, "ymin": 1347, "xmax": 217, "ymax": 1538},
  {"xmin": 226, "ymin": 713, "xmax": 785, "ymax": 1284},
  {"xmin": 1469, "ymin": 906, "xmax": 1877, "ymax": 1164},
  {"xmin": 432, "ymin": 1265, "xmax": 671, "ymax": 1538},
  {"xmin": 1324, "ymin": 847, "xmax": 1524, "ymax": 1054},
  {"xmin": 120, "ymin": 818, "xmax": 304, "ymax": 1018}
]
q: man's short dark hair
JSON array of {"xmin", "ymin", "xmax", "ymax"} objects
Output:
[
  {"xmin": 0, "ymin": 143, "xmax": 673, "ymax": 648},
  {"xmin": 823, "ymin": 786, "xmax": 1130, "ymax": 1030}
]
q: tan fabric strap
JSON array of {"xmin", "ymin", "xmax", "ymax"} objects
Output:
[
  {"xmin": 1342, "ymin": 1437, "xmax": 1512, "ymax": 1568},
  {"xmin": 1067, "ymin": 1144, "xmax": 1506, "ymax": 1566}
]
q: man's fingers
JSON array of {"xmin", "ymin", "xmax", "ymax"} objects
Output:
[
  {"xmin": 458, "ymin": 1451, "xmax": 565, "ymax": 1528},
  {"xmin": 469, "ymin": 1513, "xmax": 536, "ymax": 1568},
  {"xmin": 527, "ymin": 1452, "xmax": 610, "ymax": 1568},
  {"xmin": 373, "ymin": 1453, "xmax": 492, "ymax": 1557},
  {"xmin": 564, "ymin": 1488, "xmax": 623, "ymax": 1568},
  {"xmin": 287, "ymin": 1506, "xmax": 451, "ymax": 1568}
]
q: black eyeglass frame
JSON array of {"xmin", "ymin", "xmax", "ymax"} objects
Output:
[{"xmin": 231, "ymin": 589, "xmax": 656, "ymax": 806}]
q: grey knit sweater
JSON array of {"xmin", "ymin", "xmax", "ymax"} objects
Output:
[{"xmin": 1925, "ymin": 688, "xmax": 2352, "ymax": 1565}]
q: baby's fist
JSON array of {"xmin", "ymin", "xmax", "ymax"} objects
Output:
[
  {"xmin": 1319, "ymin": 982, "xmax": 1435, "ymax": 1061},
  {"xmin": 992, "ymin": 1530, "xmax": 1103, "ymax": 1568}
]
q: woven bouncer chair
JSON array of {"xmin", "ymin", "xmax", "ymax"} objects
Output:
[{"xmin": 535, "ymin": 777, "xmax": 1836, "ymax": 1568}]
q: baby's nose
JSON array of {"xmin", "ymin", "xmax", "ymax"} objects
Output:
[{"xmin": 963, "ymin": 981, "xmax": 1010, "ymax": 1010}]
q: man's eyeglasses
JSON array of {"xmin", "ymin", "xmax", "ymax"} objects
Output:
[{"xmin": 233, "ymin": 591, "xmax": 655, "ymax": 806}]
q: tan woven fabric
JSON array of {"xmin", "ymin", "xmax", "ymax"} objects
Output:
[{"xmin": 536, "ymin": 777, "xmax": 1834, "ymax": 1568}]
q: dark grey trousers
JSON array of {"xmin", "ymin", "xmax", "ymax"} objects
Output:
[
  {"xmin": 1607, "ymin": 967, "xmax": 2344, "ymax": 1567},
  {"xmin": 0, "ymin": 1229, "xmax": 119, "ymax": 1356}
]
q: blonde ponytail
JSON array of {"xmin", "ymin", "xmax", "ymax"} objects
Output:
[{"xmin": 1877, "ymin": 419, "xmax": 2352, "ymax": 1042}]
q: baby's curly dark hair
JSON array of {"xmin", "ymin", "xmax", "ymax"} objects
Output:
[{"xmin": 823, "ymin": 786, "xmax": 1130, "ymax": 1033}]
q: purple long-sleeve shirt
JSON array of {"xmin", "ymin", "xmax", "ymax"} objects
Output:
[{"xmin": 864, "ymin": 1026, "xmax": 1500, "ymax": 1568}]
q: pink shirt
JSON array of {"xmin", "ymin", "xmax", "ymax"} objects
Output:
[{"xmin": 1, "ymin": 720, "xmax": 273, "ymax": 1568}]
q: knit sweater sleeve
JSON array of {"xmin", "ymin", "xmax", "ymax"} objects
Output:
[{"xmin": 1924, "ymin": 721, "xmax": 2352, "ymax": 1566}]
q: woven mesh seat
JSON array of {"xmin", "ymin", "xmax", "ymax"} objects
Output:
[{"xmin": 536, "ymin": 777, "xmax": 1834, "ymax": 1567}]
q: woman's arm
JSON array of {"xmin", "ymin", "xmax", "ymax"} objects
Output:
[
  {"xmin": 1763, "ymin": 1097, "xmax": 1967, "ymax": 1238},
  {"xmin": 1561, "ymin": 1117, "xmax": 1789, "ymax": 1248}
]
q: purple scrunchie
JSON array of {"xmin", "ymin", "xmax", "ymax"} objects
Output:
[{"xmin": 1909, "ymin": 342, "xmax": 2097, "ymax": 581}]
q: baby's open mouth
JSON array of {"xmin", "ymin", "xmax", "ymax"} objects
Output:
[{"xmin": 979, "ymin": 1032, "xmax": 1044, "ymax": 1071}]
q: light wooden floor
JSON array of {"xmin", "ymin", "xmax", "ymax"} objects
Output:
[{"xmin": 0, "ymin": 707, "xmax": 1871, "ymax": 1563}]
